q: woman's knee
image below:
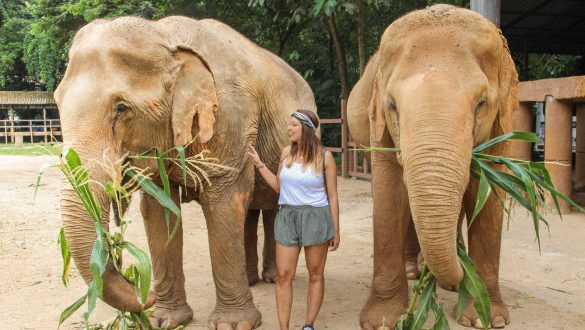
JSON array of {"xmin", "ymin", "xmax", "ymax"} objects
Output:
[
  {"xmin": 277, "ymin": 269, "xmax": 295, "ymax": 283},
  {"xmin": 307, "ymin": 269, "xmax": 324, "ymax": 283}
]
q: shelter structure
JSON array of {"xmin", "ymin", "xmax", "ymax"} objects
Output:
[{"xmin": 0, "ymin": 91, "xmax": 60, "ymax": 144}]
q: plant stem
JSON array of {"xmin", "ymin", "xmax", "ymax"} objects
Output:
[{"xmin": 405, "ymin": 263, "xmax": 431, "ymax": 315}]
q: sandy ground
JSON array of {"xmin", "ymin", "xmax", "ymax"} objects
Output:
[{"xmin": 0, "ymin": 155, "xmax": 584, "ymax": 330}]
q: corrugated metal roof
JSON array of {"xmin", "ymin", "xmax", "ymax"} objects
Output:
[
  {"xmin": 0, "ymin": 91, "xmax": 55, "ymax": 106},
  {"xmin": 502, "ymin": 0, "xmax": 585, "ymax": 54}
]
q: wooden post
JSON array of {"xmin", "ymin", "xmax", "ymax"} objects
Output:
[
  {"xmin": 544, "ymin": 96, "xmax": 573, "ymax": 213},
  {"xmin": 29, "ymin": 120, "xmax": 33, "ymax": 143},
  {"xmin": 510, "ymin": 102, "xmax": 535, "ymax": 160},
  {"xmin": 43, "ymin": 107, "xmax": 47, "ymax": 143},
  {"xmin": 10, "ymin": 120, "xmax": 14, "ymax": 144},
  {"xmin": 341, "ymin": 98, "xmax": 348, "ymax": 178}
]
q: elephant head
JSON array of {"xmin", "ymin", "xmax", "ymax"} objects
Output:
[
  {"xmin": 362, "ymin": 5, "xmax": 517, "ymax": 287},
  {"xmin": 54, "ymin": 17, "xmax": 218, "ymax": 311}
]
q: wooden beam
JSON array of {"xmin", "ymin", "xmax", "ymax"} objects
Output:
[{"xmin": 519, "ymin": 76, "xmax": 585, "ymax": 102}]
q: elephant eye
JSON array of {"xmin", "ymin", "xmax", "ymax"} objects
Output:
[
  {"xmin": 115, "ymin": 103, "xmax": 128, "ymax": 115},
  {"xmin": 388, "ymin": 100, "xmax": 397, "ymax": 110},
  {"xmin": 475, "ymin": 99, "xmax": 487, "ymax": 112}
]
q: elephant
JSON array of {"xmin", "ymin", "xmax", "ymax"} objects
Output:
[
  {"xmin": 54, "ymin": 16, "xmax": 316, "ymax": 329},
  {"xmin": 347, "ymin": 5, "xmax": 517, "ymax": 329}
]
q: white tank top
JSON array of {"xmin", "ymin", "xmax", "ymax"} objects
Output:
[{"xmin": 278, "ymin": 159, "xmax": 328, "ymax": 207}]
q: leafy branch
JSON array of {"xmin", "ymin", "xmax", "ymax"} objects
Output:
[
  {"xmin": 36, "ymin": 145, "xmax": 233, "ymax": 329},
  {"xmin": 362, "ymin": 132, "xmax": 583, "ymax": 329}
]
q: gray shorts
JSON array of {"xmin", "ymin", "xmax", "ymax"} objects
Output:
[{"xmin": 275, "ymin": 204, "xmax": 335, "ymax": 247}]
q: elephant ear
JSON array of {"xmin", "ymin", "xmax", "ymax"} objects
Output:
[
  {"xmin": 492, "ymin": 32, "xmax": 518, "ymax": 147},
  {"xmin": 369, "ymin": 77, "xmax": 387, "ymax": 143},
  {"xmin": 170, "ymin": 46, "xmax": 218, "ymax": 146}
]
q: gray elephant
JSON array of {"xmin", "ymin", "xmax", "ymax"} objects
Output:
[
  {"xmin": 348, "ymin": 5, "xmax": 517, "ymax": 329},
  {"xmin": 55, "ymin": 16, "xmax": 316, "ymax": 329}
]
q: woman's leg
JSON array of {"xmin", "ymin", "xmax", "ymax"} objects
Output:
[
  {"xmin": 276, "ymin": 243, "xmax": 301, "ymax": 330},
  {"xmin": 304, "ymin": 241, "xmax": 329, "ymax": 326}
]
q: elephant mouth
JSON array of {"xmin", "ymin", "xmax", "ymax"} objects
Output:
[{"xmin": 112, "ymin": 157, "xmax": 133, "ymax": 227}]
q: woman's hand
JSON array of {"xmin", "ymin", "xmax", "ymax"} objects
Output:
[
  {"xmin": 247, "ymin": 144, "xmax": 264, "ymax": 168},
  {"xmin": 329, "ymin": 232, "xmax": 340, "ymax": 251}
]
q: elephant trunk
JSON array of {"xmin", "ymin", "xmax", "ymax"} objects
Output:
[
  {"xmin": 60, "ymin": 147, "xmax": 155, "ymax": 312},
  {"xmin": 401, "ymin": 109, "xmax": 472, "ymax": 288}
]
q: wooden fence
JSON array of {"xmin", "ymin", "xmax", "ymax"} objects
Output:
[
  {"xmin": 0, "ymin": 119, "xmax": 62, "ymax": 144},
  {"xmin": 322, "ymin": 100, "xmax": 371, "ymax": 180}
]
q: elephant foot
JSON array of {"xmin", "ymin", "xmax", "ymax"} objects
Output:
[
  {"xmin": 148, "ymin": 303, "xmax": 193, "ymax": 329},
  {"xmin": 360, "ymin": 299, "xmax": 407, "ymax": 330},
  {"xmin": 261, "ymin": 266, "xmax": 277, "ymax": 283},
  {"xmin": 457, "ymin": 298, "xmax": 510, "ymax": 328},
  {"xmin": 247, "ymin": 270, "xmax": 259, "ymax": 286},
  {"xmin": 208, "ymin": 305, "xmax": 262, "ymax": 330}
]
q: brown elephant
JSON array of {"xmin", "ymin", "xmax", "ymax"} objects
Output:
[
  {"xmin": 54, "ymin": 16, "xmax": 316, "ymax": 329},
  {"xmin": 347, "ymin": 5, "xmax": 517, "ymax": 329}
]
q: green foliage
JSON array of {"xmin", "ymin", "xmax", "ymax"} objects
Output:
[
  {"xmin": 36, "ymin": 144, "xmax": 230, "ymax": 328},
  {"xmin": 365, "ymin": 132, "xmax": 584, "ymax": 329}
]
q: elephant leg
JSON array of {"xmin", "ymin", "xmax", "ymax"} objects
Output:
[
  {"xmin": 202, "ymin": 192, "xmax": 262, "ymax": 330},
  {"xmin": 360, "ymin": 153, "xmax": 410, "ymax": 330},
  {"xmin": 404, "ymin": 218, "xmax": 421, "ymax": 280},
  {"xmin": 140, "ymin": 187, "xmax": 193, "ymax": 329},
  {"xmin": 460, "ymin": 183, "xmax": 509, "ymax": 329},
  {"xmin": 244, "ymin": 209, "xmax": 260, "ymax": 285},
  {"xmin": 261, "ymin": 208, "xmax": 277, "ymax": 283}
]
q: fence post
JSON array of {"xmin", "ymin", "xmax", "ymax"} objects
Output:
[
  {"xmin": 341, "ymin": 98, "xmax": 348, "ymax": 178},
  {"xmin": 43, "ymin": 107, "xmax": 47, "ymax": 143}
]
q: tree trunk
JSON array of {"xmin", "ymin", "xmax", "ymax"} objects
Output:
[
  {"xmin": 326, "ymin": 14, "xmax": 350, "ymax": 99},
  {"xmin": 358, "ymin": 0, "xmax": 366, "ymax": 77}
]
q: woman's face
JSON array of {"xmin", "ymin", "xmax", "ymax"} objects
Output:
[{"xmin": 287, "ymin": 117, "xmax": 303, "ymax": 143}]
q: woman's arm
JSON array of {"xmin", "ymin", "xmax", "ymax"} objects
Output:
[
  {"xmin": 324, "ymin": 150, "xmax": 340, "ymax": 251},
  {"xmin": 247, "ymin": 144, "xmax": 288, "ymax": 193}
]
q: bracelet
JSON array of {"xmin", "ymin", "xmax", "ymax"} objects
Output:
[{"xmin": 256, "ymin": 163, "xmax": 266, "ymax": 169}]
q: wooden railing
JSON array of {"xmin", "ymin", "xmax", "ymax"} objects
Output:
[{"xmin": 0, "ymin": 119, "xmax": 62, "ymax": 144}]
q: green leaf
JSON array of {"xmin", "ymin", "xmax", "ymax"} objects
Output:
[
  {"xmin": 125, "ymin": 168, "xmax": 182, "ymax": 244},
  {"xmin": 473, "ymin": 132, "xmax": 538, "ymax": 153},
  {"xmin": 312, "ymin": 0, "xmax": 326, "ymax": 16},
  {"xmin": 58, "ymin": 228, "xmax": 71, "ymax": 287},
  {"xmin": 456, "ymin": 280, "xmax": 470, "ymax": 319},
  {"xmin": 122, "ymin": 242, "xmax": 152, "ymax": 305},
  {"xmin": 458, "ymin": 244, "xmax": 490, "ymax": 329},
  {"xmin": 411, "ymin": 277, "xmax": 436, "ymax": 329},
  {"xmin": 34, "ymin": 162, "xmax": 59, "ymax": 201},
  {"xmin": 88, "ymin": 225, "xmax": 108, "ymax": 297},
  {"xmin": 430, "ymin": 295, "xmax": 450, "ymax": 330},
  {"xmin": 85, "ymin": 279, "xmax": 100, "ymax": 326},
  {"xmin": 59, "ymin": 294, "xmax": 87, "ymax": 326},
  {"xmin": 499, "ymin": 158, "xmax": 541, "ymax": 246},
  {"xmin": 130, "ymin": 311, "xmax": 151, "ymax": 330},
  {"xmin": 469, "ymin": 168, "xmax": 491, "ymax": 228},
  {"xmin": 155, "ymin": 149, "xmax": 172, "ymax": 235}
]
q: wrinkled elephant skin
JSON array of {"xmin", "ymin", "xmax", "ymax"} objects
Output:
[
  {"xmin": 347, "ymin": 5, "xmax": 517, "ymax": 329},
  {"xmin": 55, "ymin": 16, "xmax": 316, "ymax": 328}
]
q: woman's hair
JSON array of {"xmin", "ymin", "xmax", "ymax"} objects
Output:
[{"xmin": 286, "ymin": 109, "xmax": 324, "ymax": 174}]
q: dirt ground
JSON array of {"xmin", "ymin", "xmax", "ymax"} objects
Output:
[{"xmin": 1, "ymin": 155, "xmax": 584, "ymax": 330}]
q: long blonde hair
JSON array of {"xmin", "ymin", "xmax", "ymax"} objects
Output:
[{"xmin": 286, "ymin": 109, "xmax": 324, "ymax": 175}]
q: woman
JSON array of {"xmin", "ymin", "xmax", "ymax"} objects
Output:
[{"xmin": 247, "ymin": 109, "xmax": 340, "ymax": 330}]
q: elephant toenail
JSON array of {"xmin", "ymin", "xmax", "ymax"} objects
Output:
[
  {"xmin": 473, "ymin": 318, "xmax": 484, "ymax": 329},
  {"xmin": 492, "ymin": 316, "xmax": 507, "ymax": 328}
]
